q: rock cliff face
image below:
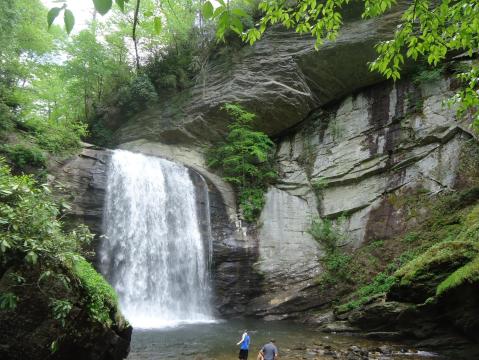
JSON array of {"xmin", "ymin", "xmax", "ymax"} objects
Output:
[
  {"xmin": 242, "ymin": 77, "xmax": 474, "ymax": 316},
  {"xmin": 114, "ymin": 3, "xmax": 408, "ymax": 145},
  {"xmin": 50, "ymin": 2, "xmax": 476, "ymax": 325},
  {"xmin": 49, "ymin": 144, "xmax": 111, "ymax": 238}
]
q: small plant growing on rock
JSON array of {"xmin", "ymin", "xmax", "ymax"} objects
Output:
[
  {"xmin": 309, "ymin": 217, "xmax": 352, "ymax": 284},
  {"xmin": 207, "ymin": 103, "xmax": 276, "ymax": 222}
]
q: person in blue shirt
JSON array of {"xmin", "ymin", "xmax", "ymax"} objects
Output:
[{"xmin": 236, "ymin": 329, "xmax": 251, "ymax": 359}]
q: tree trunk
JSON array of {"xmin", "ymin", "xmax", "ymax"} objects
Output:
[{"xmin": 132, "ymin": 0, "xmax": 141, "ymax": 70}]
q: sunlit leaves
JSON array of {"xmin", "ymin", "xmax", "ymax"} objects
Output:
[
  {"xmin": 202, "ymin": 1, "xmax": 214, "ymax": 19},
  {"xmin": 244, "ymin": 0, "xmax": 349, "ymax": 48},
  {"xmin": 47, "ymin": 7, "xmax": 62, "ymax": 28},
  {"xmin": 115, "ymin": 0, "xmax": 126, "ymax": 12},
  {"xmin": 153, "ymin": 16, "xmax": 162, "ymax": 34},
  {"xmin": 201, "ymin": 0, "xmax": 250, "ymax": 41},
  {"xmin": 64, "ymin": 9, "xmax": 75, "ymax": 34},
  {"xmin": 93, "ymin": 0, "xmax": 113, "ymax": 15}
]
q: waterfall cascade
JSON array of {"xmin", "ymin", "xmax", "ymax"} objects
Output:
[{"xmin": 100, "ymin": 150, "xmax": 215, "ymax": 328}]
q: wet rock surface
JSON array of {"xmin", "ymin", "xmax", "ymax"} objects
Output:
[{"xmin": 48, "ymin": 143, "xmax": 111, "ymax": 238}]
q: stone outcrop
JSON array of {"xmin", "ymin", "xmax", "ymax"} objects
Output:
[
  {"xmin": 242, "ymin": 77, "xmax": 475, "ymax": 316},
  {"xmin": 0, "ymin": 264, "xmax": 132, "ymax": 360},
  {"xmin": 48, "ymin": 143, "xmax": 111, "ymax": 237},
  {"xmin": 55, "ymin": 73, "xmax": 477, "ymax": 323},
  {"xmin": 114, "ymin": 3, "xmax": 408, "ymax": 145}
]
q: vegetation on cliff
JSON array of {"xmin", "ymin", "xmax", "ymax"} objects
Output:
[
  {"xmin": 0, "ymin": 159, "xmax": 128, "ymax": 357},
  {"xmin": 207, "ymin": 104, "xmax": 276, "ymax": 222},
  {"xmin": 333, "ymin": 187, "xmax": 479, "ymax": 314}
]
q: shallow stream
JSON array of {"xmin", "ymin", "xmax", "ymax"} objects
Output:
[{"xmin": 127, "ymin": 319, "xmax": 443, "ymax": 360}]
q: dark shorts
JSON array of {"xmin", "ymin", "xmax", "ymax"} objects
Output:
[{"xmin": 239, "ymin": 349, "xmax": 249, "ymax": 359}]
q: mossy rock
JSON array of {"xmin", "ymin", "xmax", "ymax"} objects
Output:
[
  {"xmin": 436, "ymin": 255, "xmax": 479, "ymax": 297},
  {"xmin": 0, "ymin": 261, "xmax": 131, "ymax": 360},
  {"xmin": 389, "ymin": 241, "xmax": 478, "ymax": 303}
]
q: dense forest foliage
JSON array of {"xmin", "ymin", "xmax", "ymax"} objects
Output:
[{"xmin": 1, "ymin": 0, "xmax": 477, "ymax": 166}]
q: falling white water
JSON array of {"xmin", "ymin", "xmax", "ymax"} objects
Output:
[{"xmin": 99, "ymin": 150, "xmax": 215, "ymax": 329}]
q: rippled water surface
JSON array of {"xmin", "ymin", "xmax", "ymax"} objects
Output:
[{"xmin": 128, "ymin": 319, "xmax": 443, "ymax": 360}]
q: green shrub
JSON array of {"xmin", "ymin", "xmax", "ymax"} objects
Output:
[
  {"xmin": 0, "ymin": 102, "xmax": 15, "ymax": 132},
  {"xmin": 27, "ymin": 119, "xmax": 87, "ymax": 155},
  {"xmin": 207, "ymin": 103, "xmax": 276, "ymax": 222},
  {"xmin": 88, "ymin": 120, "xmax": 113, "ymax": 147},
  {"xmin": 49, "ymin": 298, "xmax": 72, "ymax": 327},
  {"xmin": 309, "ymin": 217, "xmax": 354, "ymax": 283},
  {"xmin": 324, "ymin": 252, "xmax": 352, "ymax": 276},
  {"xmin": 0, "ymin": 158, "xmax": 93, "ymax": 270},
  {"xmin": 72, "ymin": 257, "xmax": 118, "ymax": 326},
  {"xmin": 1, "ymin": 143, "xmax": 46, "ymax": 168},
  {"xmin": 312, "ymin": 177, "xmax": 328, "ymax": 195},
  {"xmin": 127, "ymin": 73, "xmax": 158, "ymax": 112},
  {"xmin": 337, "ymin": 272, "xmax": 397, "ymax": 313},
  {"xmin": 239, "ymin": 187, "xmax": 266, "ymax": 223},
  {"xmin": 308, "ymin": 217, "xmax": 345, "ymax": 252}
]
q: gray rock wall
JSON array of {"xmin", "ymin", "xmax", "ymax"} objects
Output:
[
  {"xmin": 51, "ymin": 75, "xmax": 476, "ymax": 320},
  {"xmin": 114, "ymin": 3, "xmax": 408, "ymax": 145},
  {"xmin": 250, "ymin": 77, "xmax": 475, "ymax": 316},
  {"xmin": 48, "ymin": 144, "xmax": 111, "ymax": 237}
]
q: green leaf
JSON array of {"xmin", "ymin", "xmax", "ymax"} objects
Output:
[
  {"xmin": 115, "ymin": 0, "xmax": 125, "ymax": 12},
  {"xmin": 154, "ymin": 17, "xmax": 162, "ymax": 35},
  {"xmin": 0, "ymin": 292, "xmax": 18, "ymax": 310},
  {"xmin": 51, "ymin": 340, "xmax": 59, "ymax": 354},
  {"xmin": 25, "ymin": 251, "xmax": 38, "ymax": 265},
  {"xmin": 232, "ymin": 8, "xmax": 248, "ymax": 17},
  {"xmin": 47, "ymin": 7, "xmax": 62, "ymax": 29},
  {"xmin": 93, "ymin": 0, "xmax": 113, "ymax": 16},
  {"xmin": 64, "ymin": 9, "xmax": 75, "ymax": 34},
  {"xmin": 143, "ymin": 10, "xmax": 154, "ymax": 17},
  {"xmin": 202, "ymin": 1, "xmax": 214, "ymax": 19}
]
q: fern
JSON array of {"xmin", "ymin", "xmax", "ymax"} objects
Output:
[{"xmin": 207, "ymin": 103, "xmax": 276, "ymax": 222}]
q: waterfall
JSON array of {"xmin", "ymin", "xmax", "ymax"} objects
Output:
[{"xmin": 99, "ymin": 150, "xmax": 215, "ymax": 329}]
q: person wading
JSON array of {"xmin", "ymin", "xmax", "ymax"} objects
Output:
[
  {"xmin": 260, "ymin": 339, "xmax": 278, "ymax": 360},
  {"xmin": 237, "ymin": 330, "xmax": 251, "ymax": 359}
]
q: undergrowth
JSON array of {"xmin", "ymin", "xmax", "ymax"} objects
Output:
[
  {"xmin": 72, "ymin": 257, "xmax": 119, "ymax": 326},
  {"xmin": 336, "ymin": 190, "xmax": 479, "ymax": 313}
]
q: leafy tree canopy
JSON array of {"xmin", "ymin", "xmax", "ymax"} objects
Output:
[{"xmin": 60, "ymin": 0, "xmax": 478, "ymax": 127}]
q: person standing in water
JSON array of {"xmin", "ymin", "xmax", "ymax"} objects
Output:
[
  {"xmin": 260, "ymin": 339, "xmax": 278, "ymax": 360},
  {"xmin": 237, "ymin": 330, "xmax": 251, "ymax": 359}
]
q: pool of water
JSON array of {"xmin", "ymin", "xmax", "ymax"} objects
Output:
[{"xmin": 127, "ymin": 319, "xmax": 443, "ymax": 360}]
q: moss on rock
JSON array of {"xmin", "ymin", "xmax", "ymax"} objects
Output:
[
  {"xmin": 71, "ymin": 257, "xmax": 120, "ymax": 327},
  {"xmin": 394, "ymin": 240, "xmax": 478, "ymax": 286},
  {"xmin": 436, "ymin": 255, "xmax": 479, "ymax": 296}
]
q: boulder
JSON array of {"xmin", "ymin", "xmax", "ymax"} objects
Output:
[{"xmin": 0, "ymin": 265, "xmax": 131, "ymax": 360}]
